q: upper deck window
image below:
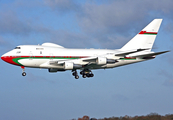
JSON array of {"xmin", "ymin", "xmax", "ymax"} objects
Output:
[{"xmin": 14, "ymin": 47, "xmax": 21, "ymax": 49}]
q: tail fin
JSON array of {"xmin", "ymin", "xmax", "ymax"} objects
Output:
[{"xmin": 121, "ymin": 19, "xmax": 162, "ymax": 51}]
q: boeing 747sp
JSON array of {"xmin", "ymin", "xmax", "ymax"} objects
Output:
[{"xmin": 1, "ymin": 19, "xmax": 169, "ymax": 79}]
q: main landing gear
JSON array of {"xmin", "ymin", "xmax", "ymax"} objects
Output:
[
  {"xmin": 72, "ymin": 69, "xmax": 94, "ymax": 79},
  {"xmin": 21, "ymin": 66, "xmax": 26, "ymax": 76},
  {"xmin": 80, "ymin": 69, "xmax": 94, "ymax": 78},
  {"xmin": 72, "ymin": 70, "xmax": 79, "ymax": 79}
]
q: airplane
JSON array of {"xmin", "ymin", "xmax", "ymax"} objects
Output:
[{"xmin": 1, "ymin": 19, "xmax": 169, "ymax": 79}]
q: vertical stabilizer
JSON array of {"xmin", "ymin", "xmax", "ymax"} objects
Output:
[{"xmin": 121, "ymin": 19, "xmax": 162, "ymax": 51}]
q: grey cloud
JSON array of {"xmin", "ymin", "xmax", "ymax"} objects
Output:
[
  {"xmin": 159, "ymin": 70, "xmax": 172, "ymax": 79},
  {"xmin": 77, "ymin": 1, "xmax": 145, "ymax": 32},
  {"xmin": 45, "ymin": 29, "xmax": 131, "ymax": 49},
  {"xmin": 0, "ymin": 10, "xmax": 49, "ymax": 36},
  {"xmin": 159, "ymin": 70, "xmax": 173, "ymax": 87},
  {"xmin": 163, "ymin": 79, "xmax": 173, "ymax": 87},
  {"xmin": 112, "ymin": 94, "xmax": 129, "ymax": 101},
  {"xmin": 0, "ymin": 36, "xmax": 15, "ymax": 54},
  {"xmin": 45, "ymin": 0, "xmax": 173, "ymax": 48},
  {"xmin": 164, "ymin": 21, "xmax": 173, "ymax": 42},
  {"xmin": 77, "ymin": 0, "xmax": 173, "ymax": 34},
  {"xmin": 0, "ymin": 36, "xmax": 13, "ymax": 48},
  {"xmin": 9, "ymin": 0, "xmax": 172, "ymax": 49},
  {"xmin": 44, "ymin": 0, "xmax": 80, "ymax": 13},
  {"xmin": 0, "ymin": 11, "xmax": 30, "ymax": 35},
  {"xmin": 46, "ymin": 30, "xmax": 92, "ymax": 48},
  {"xmin": 0, "ymin": 36, "xmax": 8, "ymax": 47}
]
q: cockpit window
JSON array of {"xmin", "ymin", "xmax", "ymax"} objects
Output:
[{"xmin": 14, "ymin": 47, "xmax": 21, "ymax": 49}]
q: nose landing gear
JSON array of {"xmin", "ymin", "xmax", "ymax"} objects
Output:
[{"xmin": 21, "ymin": 66, "xmax": 26, "ymax": 76}]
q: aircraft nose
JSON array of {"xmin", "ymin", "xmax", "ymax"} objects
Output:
[
  {"xmin": 1, "ymin": 53, "xmax": 21, "ymax": 66},
  {"xmin": 1, "ymin": 54, "xmax": 7, "ymax": 62},
  {"xmin": 1, "ymin": 54, "xmax": 4, "ymax": 60},
  {"xmin": 1, "ymin": 52, "xmax": 11, "ymax": 63}
]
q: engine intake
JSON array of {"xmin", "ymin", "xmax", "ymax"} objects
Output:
[
  {"xmin": 64, "ymin": 62, "xmax": 73, "ymax": 70},
  {"xmin": 96, "ymin": 57, "xmax": 107, "ymax": 65},
  {"xmin": 64, "ymin": 62, "xmax": 82, "ymax": 70}
]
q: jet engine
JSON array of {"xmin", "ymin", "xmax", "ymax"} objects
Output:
[
  {"xmin": 63, "ymin": 62, "xmax": 82, "ymax": 70},
  {"xmin": 96, "ymin": 57, "xmax": 107, "ymax": 65},
  {"xmin": 64, "ymin": 62, "xmax": 73, "ymax": 70},
  {"xmin": 96, "ymin": 57, "xmax": 117, "ymax": 65}
]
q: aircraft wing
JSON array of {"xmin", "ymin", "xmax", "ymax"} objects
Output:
[
  {"xmin": 49, "ymin": 56, "xmax": 117, "ymax": 69},
  {"xmin": 81, "ymin": 48, "xmax": 150, "ymax": 64},
  {"xmin": 82, "ymin": 57, "xmax": 98, "ymax": 63},
  {"xmin": 49, "ymin": 49, "xmax": 151, "ymax": 66},
  {"xmin": 49, "ymin": 60, "xmax": 71, "ymax": 65},
  {"xmin": 115, "ymin": 48, "xmax": 149, "ymax": 56}
]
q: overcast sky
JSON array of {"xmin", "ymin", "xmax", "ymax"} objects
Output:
[{"xmin": 0, "ymin": 0, "xmax": 173, "ymax": 120}]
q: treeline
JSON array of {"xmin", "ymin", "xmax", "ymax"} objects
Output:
[
  {"xmin": 75, "ymin": 113, "xmax": 173, "ymax": 120},
  {"xmin": 100, "ymin": 113, "xmax": 173, "ymax": 120}
]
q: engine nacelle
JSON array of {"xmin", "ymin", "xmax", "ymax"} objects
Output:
[
  {"xmin": 96, "ymin": 57, "xmax": 117, "ymax": 65},
  {"xmin": 64, "ymin": 62, "xmax": 74, "ymax": 70},
  {"xmin": 96, "ymin": 57, "xmax": 107, "ymax": 65},
  {"xmin": 107, "ymin": 59, "xmax": 117, "ymax": 64},
  {"xmin": 48, "ymin": 68, "xmax": 66, "ymax": 72}
]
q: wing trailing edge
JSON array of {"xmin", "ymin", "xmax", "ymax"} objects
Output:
[{"xmin": 115, "ymin": 48, "xmax": 149, "ymax": 56}]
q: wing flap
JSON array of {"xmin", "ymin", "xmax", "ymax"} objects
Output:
[{"xmin": 115, "ymin": 48, "xmax": 149, "ymax": 56}]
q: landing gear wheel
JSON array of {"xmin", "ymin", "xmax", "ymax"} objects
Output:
[
  {"xmin": 86, "ymin": 73, "xmax": 90, "ymax": 77},
  {"xmin": 90, "ymin": 73, "xmax": 94, "ymax": 77},
  {"xmin": 75, "ymin": 75, "xmax": 79, "ymax": 79},
  {"xmin": 80, "ymin": 69, "xmax": 94, "ymax": 78},
  {"xmin": 21, "ymin": 66, "xmax": 26, "ymax": 76},
  {"xmin": 72, "ymin": 70, "xmax": 79, "ymax": 79},
  {"xmin": 22, "ymin": 72, "xmax": 26, "ymax": 76},
  {"xmin": 83, "ymin": 74, "xmax": 87, "ymax": 78}
]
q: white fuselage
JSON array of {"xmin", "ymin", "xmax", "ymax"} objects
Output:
[{"xmin": 1, "ymin": 44, "xmax": 145, "ymax": 70}]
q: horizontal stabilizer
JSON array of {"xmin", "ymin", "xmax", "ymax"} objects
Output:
[{"xmin": 129, "ymin": 51, "xmax": 169, "ymax": 58}]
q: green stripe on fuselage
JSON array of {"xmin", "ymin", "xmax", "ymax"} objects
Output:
[
  {"xmin": 12, "ymin": 57, "xmax": 81, "ymax": 66},
  {"xmin": 120, "ymin": 58, "xmax": 136, "ymax": 60}
]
